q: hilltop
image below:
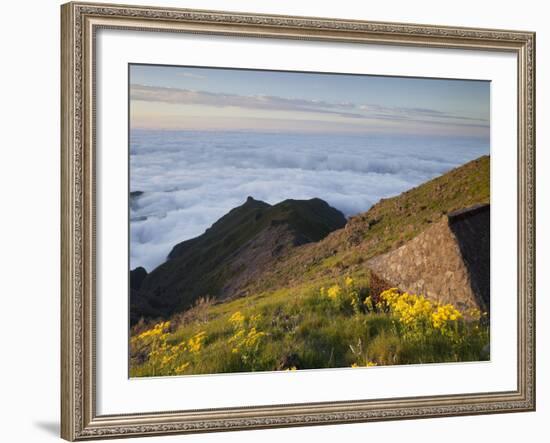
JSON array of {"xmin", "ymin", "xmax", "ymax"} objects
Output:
[{"xmin": 131, "ymin": 197, "xmax": 346, "ymax": 323}]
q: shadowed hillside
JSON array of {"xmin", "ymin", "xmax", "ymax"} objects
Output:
[{"xmin": 131, "ymin": 197, "xmax": 347, "ymax": 323}]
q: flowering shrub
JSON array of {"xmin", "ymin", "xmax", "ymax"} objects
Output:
[
  {"xmin": 327, "ymin": 284, "xmax": 342, "ymax": 302},
  {"xmin": 228, "ymin": 311, "xmax": 267, "ymax": 370},
  {"xmin": 368, "ymin": 288, "xmax": 467, "ymax": 342},
  {"xmin": 187, "ymin": 331, "xmax": 207, "ymax": 354},
  {"xmin": 320, "ymin": 276, "xmax": 363, "ymax": 315},
  {"xmin": 431, "ymin": 304, "xmax": 462, "ymax": 331},
  {"xmin": 130, "ymin": 321, "xmax": 206, "ymax": 376},
  {"xmin": 134, "ymin": 320, "xmax": 171, "ymax": 341}
]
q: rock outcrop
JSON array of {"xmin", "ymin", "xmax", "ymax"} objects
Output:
[
  {"xmin": 367, "ymin": 204, "xmax": 489, "ymax": 312},
  {"xmin": 130, "ymin": 266, "xmax": 147, "ymax": 292}
]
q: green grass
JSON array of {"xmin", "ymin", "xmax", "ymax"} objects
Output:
[
  {"xmin": 130, "ymin": 273, "xmax": 489, "ymax": 377},
  {"xmin": 355, "ymin": 155, "xmax": 490, "ymax": 258}
]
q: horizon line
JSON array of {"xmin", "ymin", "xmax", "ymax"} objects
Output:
[{"xmin": 129, "ymin": 127, "xmax": 490, "ymax": 139}]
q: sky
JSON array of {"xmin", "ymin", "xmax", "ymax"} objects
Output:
[
  {"xmin": 129, "ymin": 64, "xmax": 489, "ymax": 136},
  {"xmin": 129, "ymin": 64, "xmax": 490, "ymax": 270}
]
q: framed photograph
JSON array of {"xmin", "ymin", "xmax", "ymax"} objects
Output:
[{"xmin": 61, "ymin": 1, "xmax": 536, "ymax": 440}]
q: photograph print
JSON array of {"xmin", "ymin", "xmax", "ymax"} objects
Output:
[{"xmin": 129, "ymin": 64, "xmax": 490, "ymax": 378}]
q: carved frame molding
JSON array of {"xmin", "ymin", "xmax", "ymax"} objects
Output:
[{"xmin": 61, "ymin": 2, "xmax": 535, "ymax": 440}]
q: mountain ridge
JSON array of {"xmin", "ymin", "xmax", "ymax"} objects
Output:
[
  {"xmin": 130, "ymin": 196, "xmax": 347, "ymax": 323},
  {"xmin": 131, "ymin": 155, "xmax": 490, "ymax": 325}
]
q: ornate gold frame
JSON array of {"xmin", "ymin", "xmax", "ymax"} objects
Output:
[{"xmin": 61, "ymin": 2, "xmax": 536, "ymax": 440}]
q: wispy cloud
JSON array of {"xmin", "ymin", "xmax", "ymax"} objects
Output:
[
  {"xmin": 130, "ymin": 84, "xmax": 363, "ymax": 118},
  {"xmin": 358, "ymin": 104, "xmax": 487, "ymax": 123},
  {"xmin": 177, "ymin": 71, "xmax": 207, "ymax": 80},
  {"xmin": 130, "ymin": 84, "xmax": 487, "ymax": 129}
]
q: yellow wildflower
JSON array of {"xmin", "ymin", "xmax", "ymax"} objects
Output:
[
  {"xmin": 431, "ymin": 304, "xmax": 462, "ymax": 330},
  {"xmin": 228, "ymin": 312, "xmax": 267, "ymax": 368},
  {"xmin": 229, "ymin": 311, "xmax": 245, "ymax": 327},
  {"xmin": 363, "ymin": 296, "xmax": 375, "ymax": 312},
  {"xmin": 380, "ymin": 288, "xmax": 400, "ymax": 303},
  {"xmin": 187, "ymin": 331, "xmax": 206, "ymax": 354},
  {"xmin": 351, "ymin": 361, "xmax": 376, "ymax": 368},
  {"xmin": 174, "ymin": 362, "xmax": 190, "ymax": 374},
  {"xmin": 250, "ymin": 313, "xmax": 262, "ymax": 327},
  {"xmin": 327, "ymin": 284, "xmax": 342, "ymax": 302},
  {"xmin": 136, "ymin": 321, "xmax": 171, "ymax": 341}
]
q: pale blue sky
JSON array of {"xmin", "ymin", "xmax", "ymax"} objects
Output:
[{"xmin": 129, "ymin": 64, "xmax": 489, "ymax": 136}]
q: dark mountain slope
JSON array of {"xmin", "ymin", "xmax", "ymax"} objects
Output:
[{"xmin": 130, "ymin": 197, "xmax": 346, "ymax": 323}]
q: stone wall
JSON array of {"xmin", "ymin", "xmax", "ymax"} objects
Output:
[{"xmin": 367, "ymin": 204, "xmax": 490, "ymax": 312}]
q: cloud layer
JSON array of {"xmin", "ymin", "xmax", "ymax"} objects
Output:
[{"xmin": 130, "ymin": 130, "xmax": 489, "ymax": 271}]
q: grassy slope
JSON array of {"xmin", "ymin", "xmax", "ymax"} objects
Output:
[
  {"xmin": 241, "ymin": 155, "xmax": 490, "ymax": 295},
  {"xmin": 353, "ymin": 154, "xmax": 490, "ymax": 257},
  {"xmin": 130, "ymin": 156, "xmax": 490, "ymax": 376},
  {"xmin": 130, "ymin": 271, "xmax": 489, "ymax": 376}
]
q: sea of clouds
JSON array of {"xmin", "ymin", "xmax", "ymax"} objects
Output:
[{"xmin": 130, "ymin": 130, "xmax": 489, "ymax": 271}]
